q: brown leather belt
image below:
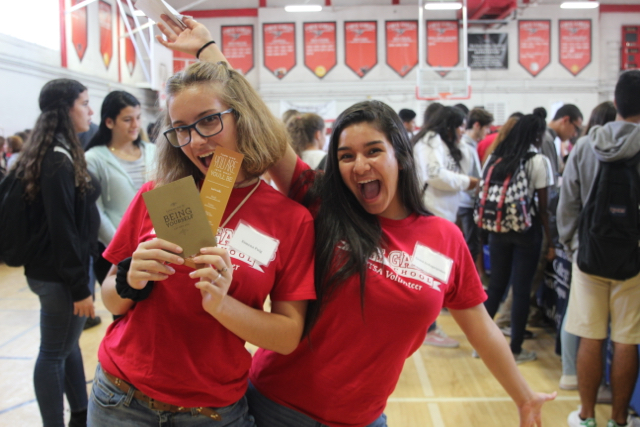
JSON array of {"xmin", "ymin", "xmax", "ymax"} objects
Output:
[{"xmin": 103, "ymin": 370, "xmax": 222, "ymax": 421}]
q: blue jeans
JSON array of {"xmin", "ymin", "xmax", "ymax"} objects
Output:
[
  {"xmin": 246, "ymin": 382, "xmax": 388, "ymax": 427},
  {"xmin": 88, "ymin": 364, "xmax": 256, "ymax": 426},
  {"xmin": 484, "ymin": 222, "xmax": 543, "ymax": 354},
  {"xmin": 457, "ymin": 206, "xmax": 481, "ymax": 260},
  {"xmin": 27, "ymin": 277, "xmax": 89, "ymax": 427}
]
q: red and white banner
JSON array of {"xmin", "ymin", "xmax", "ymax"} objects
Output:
[
  {"xmin": 172, "ymin": 50, "xmax": 196, "ymax": 74},
  {"xmin": 98, "ymin": 1, "xmax": 112, "ymax": 70},
  {"xmin": 221, "ymin": 25, "xmax": 254, "ymax": 75},
  {"xmin": 559, "ymin": 20, "xmax": 592, "ymax": 76},
  {"xmin": 303, "ymin": 22, "xmax": 336, "ymax": 79},
  {"xmin": 385, "ymin": 21, "xmax": 417, "ymax": 77},
  {"xmin": 344, "ymin": 21, "xmax": 378, "ymax": 78},
  {"xmin": 71, "ymin": 0, "xmax": 88, "ymax": 62},
  {"xmin": 518, "ymin": 20, "xmax": 550, "ymax": 77},
  {"xmin": 125, "ymin": 15, "xmax": 136, "ymax": 76},
  {"xmin": 427, "ymin": 21, "xmax": 459, "ymax": 76},
  {"xmin": 263, "ymin": 23, "xmax": 296, "ymax": 79}
]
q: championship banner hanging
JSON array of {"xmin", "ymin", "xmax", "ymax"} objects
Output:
[
  {"xmin": 303, "ymin": 22, "xmax": 336, "ymax": 79},
  {"xmin": 427, "ymin": 21, "xmax": 459, "ymax": 77},
  {"xmin": 559, "ymin": 20, "xmax": 591, "ymax": 76},
  {"xmin": 71, "ymin": 0, "xmax": 88, "ymax": 62},
  {"xmin": 385, "ymin": 21, "xmax": 417, "ymax": 78},
  {"xmin": 518, "ymin": 20, "xmax": 550, "ymax": 77},
  {"xmin": 98, "ymin": 1, "xmax": 113, "ymax": 70},
  {"xmin": 263, "ymin": 23, "xmax": 296, "ymax": 79},
  {"xmin": 125, "ymin": 15, "xmax": 136, "ymax": 76},
  {"xmin": 344, "ymin": 21, "xmax": 378, "ymax": 78},
  {"xmin": 221, "ymin": 25, "xmax": 254, "ymax": 75}
]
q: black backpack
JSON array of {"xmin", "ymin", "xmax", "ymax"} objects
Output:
[
  {"xmin": 0, "ymin": 169, "xmax": 44, "ymax": 267},
  {"xmin": 474, "ymin": 152, "xmax": 537, "ymax": 233},
  {"xmin": 577, "ymin": 150, "xmax": 640, "ymax": 280}
]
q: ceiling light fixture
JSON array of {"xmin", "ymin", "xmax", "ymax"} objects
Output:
[
  {"xmin": 424, "ymin": 2, "xmax": 463, "ymax": 10},
  {"xmin": 285, "ymin": 5, "xmax": 322, "ymax": 12},
  {"xmin": 560, "ymin": 1, "xmax": 599, "ymax": 8}
]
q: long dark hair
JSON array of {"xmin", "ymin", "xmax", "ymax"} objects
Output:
[
  {"xmin": 488, "ymin": 114, "xmax": 546, "ymax": 180},
  {"xmin": 303, "ymin": 100, "xmax": 429, "ymax": 336},
  {"xmin": 411, "ymin": 102, "xmax": 444, "ymax": 146},
  {"xmin": 15, "ymin": 79, "xmax": 91, "ymax": 200},
  {"xmin": 412, "ymin": 106, "xmax": 465, "ymax": 166},
  {"xmin": 86, "ymin": 90, "xmax": 141, "ymax": 151},
  {"xmin": 585, "ymin": 101, "xmax": 617, "ymax": 135}
]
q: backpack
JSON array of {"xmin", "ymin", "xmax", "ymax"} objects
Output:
[
  {"xmin": 0, "ymin": 146, "xmax": 71, "ymax": 267},
  {"xmin": 0, "ymin": 169, "xmax": 43, "ymax": 266},
  {"xmin": 576, "ymin": 150, "xmax": 640, "ymax": 280},
  {"xmin": 474, "ymin": 152, "xmax": 537, "ymax": 233}
]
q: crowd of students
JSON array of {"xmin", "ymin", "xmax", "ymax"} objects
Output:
[{"xmin": 8, "ymin": 12, "xmax": 640, "ymax": 427}]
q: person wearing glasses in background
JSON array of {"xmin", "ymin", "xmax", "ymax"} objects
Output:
[{"xmin": 87, "ymin": 27, "xmax": 315, "ymax": 426}]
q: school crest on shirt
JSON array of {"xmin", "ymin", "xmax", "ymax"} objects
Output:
[{"xmin": 338, "ymin": 242, "xmax": 442, "ymax": 292}]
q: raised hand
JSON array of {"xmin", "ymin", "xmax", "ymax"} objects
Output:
[{"xmin": 156, "ymin": 15, "xmax": 212, "ymax": 57}]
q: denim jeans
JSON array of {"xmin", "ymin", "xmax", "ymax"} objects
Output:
[
  {"xmin": 27, "ymin": 277, "xmax": 89, "ymax": 427},
  {"xmin": 484, "ymin": 222, "xmax": 543, "ymax": 354},
  {"xmin": 246, "ymin": 382, "xmax": 388, "ymax": 427},
  {"xmin": 457, "ymin": 206, "xmax": 481, "ymax": 260},
  {"xmin": 88, "ymin": 364, "xmax": 256, "ymax": 427}
]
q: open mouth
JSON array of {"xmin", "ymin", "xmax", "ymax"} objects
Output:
[
  {"xmin": 198, "ymin": 151, "xmax": 214, "ymax": 169},
  {"xmin": 358, "ymin": 179, "xmax": 381, "ymax": 201}
]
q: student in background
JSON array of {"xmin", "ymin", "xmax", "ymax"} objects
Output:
[
  {"xmin": 85, "ymin": 91, "xmax": 156, "ymax": 286},
  {"xmin": 15, "ymin": 78, "xmax": 99, "ymax": 427},
  {"xmin": 398, "ymin": 108, "xmax": 417, "ymax": 136},
  {"xmin": 287, "ymin": 113, "xmax": 326, "ymax": 170}
]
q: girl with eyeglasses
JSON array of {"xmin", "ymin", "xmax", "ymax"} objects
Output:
[
  {"xmin": 87, "ymin": 26, "xmax": 315, "ymax": 427},
  {"xmin": 85, "ymin": 91, "xmax": 157, "ymax": 286}
]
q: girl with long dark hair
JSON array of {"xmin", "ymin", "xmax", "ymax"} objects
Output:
[
  {"xmin": 412, "ymin": 106, "xmax": 479, "ymax": 223},
  {"xmin": 85, "ymin": 91, "xmax": 156, "ymax": 284},
  {"xmin": 14, "ymin": 78, "xmax": 99, "ymax": 427},
  {"xmin": 482, "ymin": 114, "xmax": 555, "ymax": 364}
]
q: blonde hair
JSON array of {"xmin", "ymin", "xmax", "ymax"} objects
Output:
[
  {"xmin": 155, "ymin": 61, "xmax": 289, "ymax": 186},
  {"xmin": 286, "ymin": 113, "xmax": 325, "ymax": 157}
]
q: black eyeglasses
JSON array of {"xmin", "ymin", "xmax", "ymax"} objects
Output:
[
  {"xmin": 164, "ymin": 108, "xmax": 234, "ymax": 148},
  {"xmin": 571, "ymin": 121, "xmax": 582, "ymax": 137}
]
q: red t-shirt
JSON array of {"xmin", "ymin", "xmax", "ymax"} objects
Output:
[
  {"xmin": 99, "ymin": 180, "xmax": 316, "ymax": 408},
  {"xmin": 249, "ymin": 159, "xmax": 487, "ymax": 427},
  {"xmin": 476, "ymin": 132, "xmax": 498, "ymax": 163}
]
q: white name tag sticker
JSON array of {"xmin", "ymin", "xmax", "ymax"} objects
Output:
[
  {"xmin": 229, "ymin": 222, "xmax": 279, "ymax": 267},
  {"xmin": 411, "ymin": 242, "xmax": 453, "ymax": 284}
]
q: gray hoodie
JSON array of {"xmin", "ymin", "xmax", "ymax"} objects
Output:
[{"xmin": 557, "ymin": 121, "xmax": 640, "ymax": 256}]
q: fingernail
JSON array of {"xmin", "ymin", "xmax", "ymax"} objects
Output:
[
  {"xmin": 189, "ymin": 271, "xmax": 196, "ymax": 277},
  {"xmin": 176, "ymin": 246, "xmax": 182, "ymax": 252},
  {"xmin": 167, "ymin": 266, "xmax": 175, "ymax": 274},
  {"xmin": 175, "ymin": 257, "xmax": 184, "ymax": 264},
  {"xmin": 200, "ymin": 248, "xmax": 208, "ymax": 254}
]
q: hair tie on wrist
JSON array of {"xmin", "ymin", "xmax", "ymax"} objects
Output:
[
  {"xmin": 196, "ymin": 41, "xmax": 216, "ymax": 60},
  {"xmin": 115, "ymin": 257, "xmax": 154, "ymax": 302}
]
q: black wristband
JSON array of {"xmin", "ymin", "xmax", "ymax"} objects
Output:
[
  {"xmin": 196, "ymin": 40, "xmax": 216, "ymax": 59},
  {"xmin": 115, "ymin": 257, "xmax": 154, "ymax": 302}
]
